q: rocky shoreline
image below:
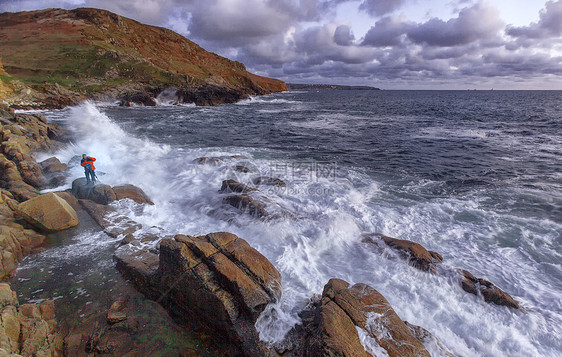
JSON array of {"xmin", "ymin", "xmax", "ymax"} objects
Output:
[{"xmin": 0, "ymin": 104, "xmax": 520, "ymax": 356}]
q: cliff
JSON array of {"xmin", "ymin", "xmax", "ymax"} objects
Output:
[{"xmin": 0, "ymin": 8, "xmax": 287, "ymax": 108}]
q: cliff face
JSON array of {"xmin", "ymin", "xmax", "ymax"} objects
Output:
[{"xmin": 0, "ymin": 8, "xmax": 287, "ymax": 107}]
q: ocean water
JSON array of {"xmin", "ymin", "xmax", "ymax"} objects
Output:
[{"xmin": 31, "ymin": 91, "xmax": 562, "ymax": 356}]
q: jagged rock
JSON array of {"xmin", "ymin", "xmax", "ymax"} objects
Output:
[
  {"xmin": 233, "ymin": 165, "xmax": 252, "ymax": 173},
  {"xmin": 460, "ymin": 270, "xmax": 519, "ymax": 309},
  {"xmin": 71, "ymin": 178, "xmax": 116, "ymax": 205},
  {"xmin": 114, "ymin": 232, "xmax": 282, "ymax": 356},
  {"xmin": 298, "ymin": 279, "xmax": 430, "ymax": 357},
  {"xmin": 79, "ymin": 199, "xmax": 141, "ymax": 238},
  {"xmin": 219, "ymin": 179, "xmax": 257, "ymax": 193},
  {"xmin": 0, "ymin": 284, "xmax": 62, "ymax": 356},
  {"xmin": 112, "ymin": 185, "xmax": 154, "ymax": 205},
  {"xmin": 362, "ymin": 233, "xmax": 519, "ymax": 309},
  {"xmin": 223, "ymin": 194, "xmax": 268, "ymax": 218},
  {"xmin": 14, "ymin": 192, "xmax": 79, "ymax": 232},
  {"xmin": 404, "ymin": 321, "xmax": 457, "ymax": 357},
  {"xmin": 107, "ymin": 299, "xmax": 129, "ymax": 324},
  {"xmin": 39, "ymin": 157, "xmax": 67, "ymax": 188},
  {"xmin": 119, "ymin": 91, "xmax": 157, "ymax": 107},
  {"xmin": 252, "ymin": 176, "xmax": 286, "ymax": 187},
  {"xmin": 194, "ymin": 155, "xmax": 247, "ymax": 165},
  {"xmin": 363, "ymin": 233, "xmax": 443, "ymax": 272}
]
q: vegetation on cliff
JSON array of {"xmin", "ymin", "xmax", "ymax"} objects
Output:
[{"xmin": 0, "ymin": 8, "xmax": 287, "ymax": 108}]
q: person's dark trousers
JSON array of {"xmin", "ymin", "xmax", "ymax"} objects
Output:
[{"xmin": 85, "ymin": 169, "xmax": 95, "ymax": 184}]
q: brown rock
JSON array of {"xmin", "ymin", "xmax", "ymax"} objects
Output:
[
  {"xmin": 113, "ymin": 184, "xmax": 154, "ymax": 205},
  {"xmin": 460, "ymin": 270, "xmax": 519, "ymax": 309},
  {"xmin": 299, "ymin": 279, "xmax": 430, "ymax": 357},
  {"xmin": 363, "ymin": 233, "xmax": 442, "ymax": 272},
  {"xmin": 71, "ymin": 178, "xmax": 116, "ymax": 205},
  {"xmin": 15, "ymin": 192, "xmax": 79, "ymax": 232},
  {"xmin": 223, "ymin": 194, "xmax": 268, "ymax": 218},
  {"xmin": 114, "ymin": 232, "xmax": 282, "ymax": 356},
  {"xmin": 0, "ymin": 284, "xmax": 62, "ymax": 356},
  {"xmin": 107, "ymin": 298, "xmax": 129, "ymax": 324},
  {"xmin": 252, "ymin": 176, "xmax": 286, "ymax": 187},
  {"xmin": 219, "ymin": 179, "xmax": 257, "ymax": 193}
]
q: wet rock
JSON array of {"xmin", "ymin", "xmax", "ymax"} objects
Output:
[
  {"xmin": 114, "ymin": 232, "xmax": 282, "ymax": 356},
  {"xmin": 460, "ymin": 270, "xmax": 519, "ymax": 309},
  {"xmin": 404, "ymin": 321, "xmax": 458, "ymax": 357},
  {"xmin": 15, "ymin": 192, "xmax": 79, "ymax": 232},
  {"xmin": 252, "ymin": 176, "xmax": 286, "ymax": 187},
  {"xmin": 113, "ymin": 184, "xmax": 154, "ymax": 205},
  {"xmin": 362, "ymin": 233, "xmax": 519, "ymax": 309},
  {"xmin": 194, "ymin": 155, "xmax": 247, "ymax": 165},
  {"xmin": 107, "ymin": 298, "xmax": 129, "ymax": 324},
  {"xmin": 297, "ymin": 278, "xmax": 430, "ymax": 357},
  {"xmin": 71, "ymin": 178, "xmax": 116, "ymax": 205},
  {"xmin": 223, "ymin": 194, "xmax": 268, "ymax": 218},
  {"xmin": 219, "ymin": 179, "xmax": 257, "ymax": 194},
  {"xmin": 119, "ymin": 91, "xmax": 157, "ymax": 107},
  {"xmin": 233, "ymin": 165, "xmax": 252, "ymax": 173},
  {"xmin": 79, "ymin": 199, "xmax": 141, "ymax": 238},
  {"xmin": 363, "ymin": 233, "xmax": 442, "ymax": 272},
  {"xmin": 0, "ymin": 284, "xmax": 62, "ymax": 356}
]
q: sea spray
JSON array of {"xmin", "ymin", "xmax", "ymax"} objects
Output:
[{"xmin": 30, "ymin": 91, "xmax": 562, "ymax": 356}]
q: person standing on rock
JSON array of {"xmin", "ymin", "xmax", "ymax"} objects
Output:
[{"xmin": 81, "ymin": 154, "xmax": 96, "ymax": 184}]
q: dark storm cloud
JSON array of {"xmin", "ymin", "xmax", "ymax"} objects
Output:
[
  {"xmin": 333, "ymin": 25, "xmax": 354, "ymax": 46},
  {"xmin": 362, "ymin": 15, "xmax": 412, "ymax": 47},
  {"xmin": 506, "ymin": 0, "xmax": 562, "ymax": 39},
  {"xmin": 407, "ymin": 2, "xmax": 504, "ymax": 46}
]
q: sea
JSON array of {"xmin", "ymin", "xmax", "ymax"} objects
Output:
[{"xmin": 14, "ymin": 90, "xmax": 562, "ymax": 356}]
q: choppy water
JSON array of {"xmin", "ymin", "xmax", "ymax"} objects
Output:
[{"xmin": 21, "ymin": 90, "xmax": 562, "ymax": 356}]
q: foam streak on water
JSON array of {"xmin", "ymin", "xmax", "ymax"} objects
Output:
[{"xmin": 40, "ymin": 92, "xmax": 562, "ymax": 357}]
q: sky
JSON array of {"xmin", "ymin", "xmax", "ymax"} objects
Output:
[{"xmin": 1, "ymin": 0, "xmax": 561, "ymax": 89}]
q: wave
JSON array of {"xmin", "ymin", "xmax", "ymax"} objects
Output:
[{"xmin": 38, "ymin": 102, "xmax": 562, "ymax": 356}]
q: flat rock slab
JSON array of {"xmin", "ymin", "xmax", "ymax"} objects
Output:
[{"xmin": 15, "ymin": 192, "xmax": 78, "ymax": 232}]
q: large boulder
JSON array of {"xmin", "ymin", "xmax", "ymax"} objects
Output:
[
  {"xmin": 297, "ymin": 279, "xmax": 430, "ymax": 357},
  {"xmin": 112, "ymin": 185, "xmax": 154, "ymax": 205},
  {"xmin": 115, "ymin": 232, "xmax": 282, "ymax": 356},
  {"xmin": 71, "ymin": 178, "xmax": 116, "ymax": 205},
  {"xmin": 15, "ymin": 192, "xmax": 78, "ymax": 232}
]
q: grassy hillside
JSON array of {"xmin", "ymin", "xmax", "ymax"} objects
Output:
[{"xmin": 0, "ymin": 8, "xmax": 286, "ymax": 106}]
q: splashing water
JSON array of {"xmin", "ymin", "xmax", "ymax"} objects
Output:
[{"xmin": 28, "ymin": 91, "xmax": 562, "ymax": 357}]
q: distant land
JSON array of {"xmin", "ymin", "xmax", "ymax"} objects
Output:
[
  {"xmin": 0, "ymin": 8, "xmax": 287, "ymax": 109},
  {"xmin": 287, "ymin": 83, "xmax": 380, "ymax": 91}
]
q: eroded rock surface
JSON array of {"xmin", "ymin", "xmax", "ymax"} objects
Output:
[
  {"xmin": 295, "ymin": 279, "xmax": 430, "ymax": 357},
  {"xmin": 115, "ymin": 232, "xmax": 282, "ymax": 356},
  {"xmin": 0, "ymin": 283, "xmax": 62, "ymax": 356}
]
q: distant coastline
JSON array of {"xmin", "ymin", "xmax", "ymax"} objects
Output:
[{"xmin": 286, "ymin": 83, "xmax": 380, "ymax": 91}]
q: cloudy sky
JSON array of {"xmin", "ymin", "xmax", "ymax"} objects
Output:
[{"xmin": 1, "ymin": 0, "xmax": 561, "ymax": 89}]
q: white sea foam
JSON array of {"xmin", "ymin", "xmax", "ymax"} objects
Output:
[{"xmin": 40, "ymin": 102, "xmax": 562, "ymax": 357}]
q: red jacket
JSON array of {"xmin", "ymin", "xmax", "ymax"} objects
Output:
[{"xmin": 81, "ymin": 156, "xmax": 96, "ymax": 170}]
